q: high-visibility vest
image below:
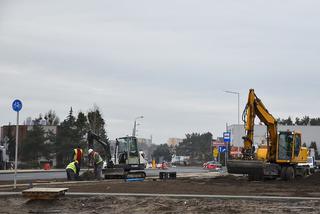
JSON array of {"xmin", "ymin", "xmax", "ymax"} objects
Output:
[
  {"xmin": 66, "ymin": 161, "xmax": 78, "ymax": 173},
  {"xmin": 73, "ymin": 148, "xmax": 83, "ymax": 162},
  {"xmin": 93, "ymin": 152, "xmax": 103, "ymax": 164}
]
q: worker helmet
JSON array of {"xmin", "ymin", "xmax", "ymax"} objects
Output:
[{"xmin": 88, "ymin": 149, "xmax": 93, "ymax": 154}]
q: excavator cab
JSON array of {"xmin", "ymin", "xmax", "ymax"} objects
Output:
[
  {"xmin": 256, "ymin": 131, "xmax": 306, "ymax": 163},
  {"xmin": 115, "ymin": 137, "xmax": 141, "ymax": 168},
  {"xmin": 276, "ymin": 131, "xmax": 308, "ymax": 163}
]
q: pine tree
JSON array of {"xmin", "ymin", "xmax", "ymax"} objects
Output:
[
  {"xmin": 55, "ymin": 108, "xmax": 80, "ymax": 167},
  {"xmin": 75, "ymin": 111, "xmax": 89, "ymax": 149},
  {"xmin": 21, "ymin": 125, "xmax": 46, "ymax": 165},
  {"xmin": 87, "ymin": 105, "xmax": 109, "ymax": 159}
]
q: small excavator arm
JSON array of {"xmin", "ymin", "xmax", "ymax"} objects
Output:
[{"xmin": 87, "ymin": 131, "xmax": 111, "ymax": 162}]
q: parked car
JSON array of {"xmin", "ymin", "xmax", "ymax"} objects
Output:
[
  {"xmin": 157, "ymin": 162, "xmax": 169, "ymax": 169},
  {"xmin": 203, "ymin": 161, "xmax": 222, "ymax": 171}
]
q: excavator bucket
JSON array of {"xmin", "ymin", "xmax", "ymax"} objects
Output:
[{"xmin": 227, "ymin": 160, "xmax": 264, "ymax": 179}]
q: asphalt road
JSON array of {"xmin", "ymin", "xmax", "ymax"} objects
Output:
[{"xmin": 0, "ymin": 166, "xmax": 208, "ymax": 181}]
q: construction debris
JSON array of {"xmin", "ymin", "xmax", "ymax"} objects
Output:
[{"xmin": 22, "ymin": 188, "xmax": 68, "ymax": 200}]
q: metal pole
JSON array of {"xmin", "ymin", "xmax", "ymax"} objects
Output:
[
  {"xmin": 226, "ymin": 124, "xmax": 228, "ymax": 165},
  {"xmin": 132, "ymin": 120, "xmax": 136, "ymax": 137},
  {"xmin": 224, "ymin": 90, "xmax": 240, "ymax": 125},
  {"xmin": 14, "ymin": 112, "xmax": 19, "ymax": 189},
  {"xmin": 132, "ymin": 116, "xmax": 143, "ymax": 137},
  {"xmin": 225, "ymin": 151, "xmax": 227, "ymax": 166},
  {"xmin": 238, "ymin": 92, "xmax": 240, "ymax": 125}
]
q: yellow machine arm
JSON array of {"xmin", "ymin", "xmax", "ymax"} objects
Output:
[{"xmin": 242, "ymin": 89, "xmax": 277, "ymax": 162}]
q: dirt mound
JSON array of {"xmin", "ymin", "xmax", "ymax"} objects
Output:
[
  {"xmin": 1, "ymin": 195, "xmax": 320, "ymax": 214},
  {"xmin": 212, "ymin": 174, "xmax": 244, "ymax": 181},
  {"xmin": 80, "ymin": 171, "xmax": 95, "ymax": 180},
  {"xmin": 302, "ymin": 172, "xmax": 320, "ymax": 184}
]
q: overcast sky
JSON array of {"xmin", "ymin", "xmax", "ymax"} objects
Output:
[{"xmin": 1, "ymin": 1, "xmax": 320, "ymax": 144}]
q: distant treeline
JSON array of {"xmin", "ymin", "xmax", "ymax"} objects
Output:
[
  {"xmin": 152, "ymin": 132, "xmax": 213, "ymax": 163},
  {"xmin": 277, "ymin": 116, "xmax": 320, "ymax": 126},
  {"xmin": 3, "ymin": 106, "xmax": 108, "ymax": 168}
]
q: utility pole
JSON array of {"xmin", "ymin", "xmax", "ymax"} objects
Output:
[
  {"xmin": 224, "ymin": 90, "xmax": 240, "ymax": 124},
  {"xmin": 132, "ymin": 116, "xmax": 144, "ymax": 137}
]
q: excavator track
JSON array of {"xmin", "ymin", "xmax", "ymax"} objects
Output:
[
  {"xmin": 126, "ymin": 171, "xmax": 146, "ymax": 179},
  {"xmin": 103, "ymin": 168, "xmax": 146, "ymax": 179},
  {"xmin": 104, "ymin": 168, "xmax": 126, "ymax": 179}
]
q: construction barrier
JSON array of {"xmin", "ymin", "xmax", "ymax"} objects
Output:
[{"xmin": 159, "ymin": 172, "xmax": 176, "ymax": 180}]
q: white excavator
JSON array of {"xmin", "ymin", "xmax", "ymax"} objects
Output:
[
  {"xmin": 87, "ymin": 131, "xmax": 146, "ymax": 179},
  {"xmin": 0, "ymin": 145, "xmax": 10, "ymax": 170}
]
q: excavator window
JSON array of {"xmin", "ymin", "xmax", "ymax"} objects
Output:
[
  {"xmin": 129, "ymin": 138, "xmax": 139, "ymax": 156},
  {"xmin": 294, "ymin": 134, "xmax": 301, "ymax": 157},
  {"xmin": 116, "ymin": 137, "xmax": 139, "ymax": 164},
  {"xmin": 278, "ymin": 132, "xmax": 293, "ymax": 160}
]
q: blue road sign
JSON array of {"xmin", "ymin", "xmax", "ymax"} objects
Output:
[
  {"xmin": 219, "ymin": 146, "xmax": 226, "ymax": 153},
  {"xmin": 223, "ymin": 132, "xmax": 231, "ymax": 143},
  {"xmin": 12, "ymin": 99, "xmax": 22, "ymax": 112}
]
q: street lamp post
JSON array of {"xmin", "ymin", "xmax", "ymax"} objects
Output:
[
  {"xmin": 224, "ymin": 90, "xmax": 240, "ymax": 125},
  {"xmin": 132, "ymin": 116, "xmax": 144, "ymax": 137}
]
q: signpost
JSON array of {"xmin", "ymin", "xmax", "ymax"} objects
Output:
[
  {"xmin": 223, "ymin": 132, "xmax": 231, "ymax": 143},
  {"xmin": 223, "ymin": 131, "xmax": 231, "ymax": 166},
  {"xmin": 12, "ymin": 99, "xmax": 22, "ymax": 189},
  {"xmin": 218, "ymin": 146, "xmax": 227, "ymax": 153}
]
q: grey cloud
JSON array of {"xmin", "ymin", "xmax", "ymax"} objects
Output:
[{"xmin": 1, "ymin": 1, "xmax": 320, "ymax": 143}]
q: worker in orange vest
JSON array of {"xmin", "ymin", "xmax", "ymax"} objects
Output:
[{"xmin": 72, "ymin": 145, "xmax": 83, "ymax": 166}]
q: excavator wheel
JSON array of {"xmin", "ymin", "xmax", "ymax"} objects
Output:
[
  {"xmin": 285, "ymin": 166, "xmax": 295, "ymax": 181},
  {"xmin": 280, "ymin": 167, "xmax": 287, "ymax": 180}
]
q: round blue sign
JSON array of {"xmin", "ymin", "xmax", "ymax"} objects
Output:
[{"xmin": 12, "ymin": 99, "xmax": 23, "ymax": 112}]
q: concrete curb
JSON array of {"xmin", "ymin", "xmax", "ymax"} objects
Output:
[
  {"xmin": 0, "ymin": 169, "xmax": 65, "ymax": 174},
  {"xmin": 0, "ymin": 169, "xmax": 93, "ymax": 174},
  {"xmin": 0, "ymin": 177, "xmax": 158, "ymax": 189},
  {"xmin": 1, "ymin": 192, "xmax": 320, "ymax": 201}
]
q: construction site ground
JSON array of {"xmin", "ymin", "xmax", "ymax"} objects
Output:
[{"xmin": 1, "ymin": 171, "xmax": 320, "ymax": 213}]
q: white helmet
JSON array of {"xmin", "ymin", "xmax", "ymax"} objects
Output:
[{"xmin": 88, "ymin": 149, "xmax": 93, "ymax": 154}]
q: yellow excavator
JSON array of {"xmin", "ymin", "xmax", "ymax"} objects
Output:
[{"xmin": 227, "ymin": 89, "xmax": 309, "ymax": 180}]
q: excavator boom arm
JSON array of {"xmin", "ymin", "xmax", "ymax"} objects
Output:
[
  {"xmin": 242, "ymin": 89, "xmax": 277, "ymax": 161},
  {"xmin": 87, "ymin": 131, "xmax": 111, "ymax": 162}
]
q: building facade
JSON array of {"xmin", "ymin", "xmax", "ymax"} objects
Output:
[{"xmin": 228, "ymin": 124, "xmax": 320, "ymax": 148}]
